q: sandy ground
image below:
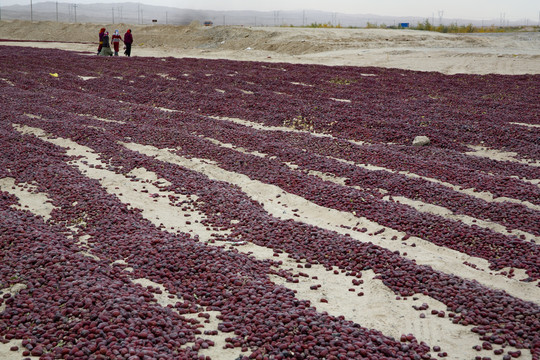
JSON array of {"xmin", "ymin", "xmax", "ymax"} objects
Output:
[
  {"xmin": 0, "ymin": 20, "xmax": 539, "ymax": 360},
  {"xmin": 0, "ymin": 20, "xmax": 539, "ymax": 74}
]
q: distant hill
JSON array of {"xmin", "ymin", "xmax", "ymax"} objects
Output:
[{"xmin": 0, "ymin": 2, "xmax": 519, "ymax": 27}]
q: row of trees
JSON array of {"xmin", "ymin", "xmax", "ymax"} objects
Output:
[
  {"xmin": 411, "ymin": 19, "xmax": 511, "ymax": 33},
  {"xmin": 304, "ymin": 19, "xmax": 538, "ymax": 33}
]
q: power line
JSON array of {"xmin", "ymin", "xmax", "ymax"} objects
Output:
[{"xmin": 74, "ymin": 4, "xmax": 78, "ymax": 23}]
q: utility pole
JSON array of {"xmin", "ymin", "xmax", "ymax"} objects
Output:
[
  {"xmin": 56, "ymin": 1, "xmax": 58, "ymax": 22},
  {"xmin": 112, "ymin": 7, "xmax": 114, "ymax": 23},
  {"xmin": 30, "ymin": 0, "xmax": 33, "ymax": 22},
  {"xmin": 438, "ymin": 10, "xmax": 444, "ymax": 26},
  {"xmin": 73, "ymin": 3, "xmax": 78, "ymax": 23}
]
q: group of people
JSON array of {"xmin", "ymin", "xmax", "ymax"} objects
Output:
[{"xmin": 97, "ymin": 28, "xmax": 133, "ymax": 57}]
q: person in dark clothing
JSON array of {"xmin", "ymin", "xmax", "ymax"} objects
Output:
[
  {"xmin": 99, "ymin": 31, "xmax": 113, "ymax": 56},
  {"xmin": 123, "ymin": 29, "xmax": 133, "ymax": 57},
  {"xmin": 97, "ymin": 27, "xmax": 106, "ymax": 55}
]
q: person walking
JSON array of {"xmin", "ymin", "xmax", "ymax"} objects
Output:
[
  {"xmin": 97, "ymin": 27, "xmax": 106, "ymax": 55},
  {"xmin": 99, "ymin": 31, "xmax": 113, "ymax": 56},
  {"xmin": 111, "ymin": 29, "xmax": 123, "ymax": 56},
  {"xmin": 123, "ymin": 29, "xmax": 133, "ymax": 57}
]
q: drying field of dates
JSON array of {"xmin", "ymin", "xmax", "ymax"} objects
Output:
[{"xmin": 0, "ymin": 45, "xmax": 539, "ymax": 360}]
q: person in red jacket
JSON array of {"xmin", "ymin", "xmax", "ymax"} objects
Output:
[
  {"xmin": 111, "ymin": 29, "xmax": 123, "ymax": 56},
  {"xmin": 97, "ymin": 27, "xmax": 106, "ymax": 55},
  {"xmin": 123, "ymin": 29, "xmax": 133, "ymax": 57}
]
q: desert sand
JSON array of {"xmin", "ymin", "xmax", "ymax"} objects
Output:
[
  {"xmin": 0, "ymin": 20, "xmax": 539, "ymax": 74},
  {"xmin": 0, "ymin": 20, "xmax": 538, "ymax": 360}
]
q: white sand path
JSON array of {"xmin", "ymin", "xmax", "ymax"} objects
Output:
[
  {"xmin": 466, "ymin": 145, "xmax": 540, "ymax": 168},
  {"xmin": 510, "ymin": 122, "xmax": 540, "ymax": 128},
  {"xmin": 0, "ymin": 177, "xmax": 56, "ymax": 220}
]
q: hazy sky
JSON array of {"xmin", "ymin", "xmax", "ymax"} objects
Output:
[{"xmin": 4, "ymin": 0, "xmax": 540, "ymax": 21}]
